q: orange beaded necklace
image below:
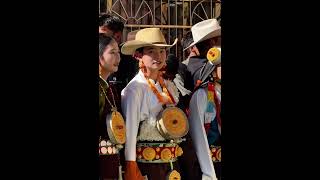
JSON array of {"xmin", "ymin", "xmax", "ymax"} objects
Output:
[{"xmin": 146, "ymin": 72, "xmax": 175, "ymax": 105}]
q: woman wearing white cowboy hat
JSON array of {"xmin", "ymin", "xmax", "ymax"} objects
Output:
[
  {"xmin": 186, "ymin": 18, "xmax": 222, "ymax": 180},
  {"xmin": 121, "ymin": 28, "xmax": 187, "ymax": 180}
]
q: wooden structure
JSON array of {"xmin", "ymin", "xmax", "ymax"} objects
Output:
[{"xmin": 99, "ymin": 0, "xmax": 221, "ymax": 61}]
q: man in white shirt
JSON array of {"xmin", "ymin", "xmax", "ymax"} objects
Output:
[{"xmin": 187, "ymin": 18, "xmax": 222, "ymax": 180}]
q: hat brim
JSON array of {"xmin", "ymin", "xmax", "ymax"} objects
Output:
[
  {"xmin": 121, "ymin": 38, "xmax": 178, "ymax": 55},
  {"xmin": 183, "ymin": 29, "xmax": 221, "ymax": 51}
]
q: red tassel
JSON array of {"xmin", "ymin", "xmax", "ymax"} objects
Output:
[{"xmin": 204, "ymin": 123, "xmax": 211, "ymax": 134}]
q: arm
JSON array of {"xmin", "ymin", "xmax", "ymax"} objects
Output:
[
  {"xmin": 121, "ymin": 87, "xmax": 144, "ymax": 180},
  {"xmin": 188, "ymin": 89, "xmax": 217, "ymax": 180},
  {"xmin": 121, "ymin": 87, "xmax": 141, "ymax": 161},
  {"xmin": 173, "ymin": 74, "xmax": 192, "ymax": 96}
]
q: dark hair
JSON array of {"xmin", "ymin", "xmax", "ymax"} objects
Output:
[
  {"xmin": 163, "ymin": 54, "xmax": 179, "ymax": 80},
  {"xmin": 99, "ymin": 13, "xmax": 124, "ymax": 33},
  {"xmin": 196, "ymin": 38, "xmax": 213, "ymax": 57},
  {"xmin": 136, "ymin": 47, "xmax": 144, "ymax": 54},
  {"xmin": 182, "ymin": 31, "xmax": 194, "ymax": 57},
  {"xmin": 197, "ymin": 36, "xmax": 220, "ymax": 56},
  {"xmin": 182, "ymin": 31, "xmax": 194, "ymax": 50},
  {"xmin": 99, "ymin": 33, "xmax": 114, "ymax": 57}
]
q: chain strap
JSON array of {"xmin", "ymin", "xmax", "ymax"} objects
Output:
[{"xmin": 99, "ymin": 77, "xmax": 117, "ymax": 112}]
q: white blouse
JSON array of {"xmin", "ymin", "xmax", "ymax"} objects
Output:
[
  {"xmin": 188, "ymin": 85, "xmax": 221, "ymax": 180},
  {"xmin": 121, "ymin": 70, "xmax": 179, "ymax": 161}
]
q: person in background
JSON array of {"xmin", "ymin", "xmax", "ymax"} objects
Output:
[
  {"xmin": 113, "ymin": 30, "xmax": 140, "ymax": 91},
  {"xmin": 187, "ymin": 18, "xmax": 222, "ymax": 180},
  {"xmin": 162, "ymin": 53, "xmax": 179, "ymax": 81},
  {"xmin": 99, "ymin": 13, "xmax": 124, "ymax": 44}
]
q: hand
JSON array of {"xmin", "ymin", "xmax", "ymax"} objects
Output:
[
  {"xmin": 124, "ymin": 161, "xmax": 144, "ymax": 180},
  {"xmin": 173, "ymin": 74, "xmax": 184, "ymax": 87},
  {"xmin": 173, "ymin": 74, "xmax": 191, "ymax": 96}
]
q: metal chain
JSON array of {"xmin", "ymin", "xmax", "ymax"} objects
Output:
[{"xmin": 99, "ymin": 77, "xmax": 117, "ymax": 111}]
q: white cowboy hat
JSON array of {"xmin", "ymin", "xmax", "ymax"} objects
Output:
[
  {"xmin": 184, "ymin": 18, "xmax": 221, "ymax": 51},
  {"xmin": 121, "ymin": 28, "xmax": 177, "ymax": 55}
]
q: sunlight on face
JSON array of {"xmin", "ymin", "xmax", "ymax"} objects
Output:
[
  {"xmin": 141, "ymin": 46, "xmax": 167, "ymax": 72},
  {"xmin": 99, "ymin": 39, "xmax": 121, "ymax": 74}
]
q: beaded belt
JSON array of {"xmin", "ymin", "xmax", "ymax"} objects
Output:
[
  {"xmin": 136, "ymin": 142, "xmax": 183, "ymax": 163},
  {"xmin": 99, "ymin": 139, "xmax": 123, "ymax": 155},
  {"xmin": 210, "ymin": 145, "xmax": 221, "ymax": 162}
]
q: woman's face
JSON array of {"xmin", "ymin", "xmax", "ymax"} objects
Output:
[{"xmin": 99, "ymin": 39, "xmax": 120, "ymax": 74}]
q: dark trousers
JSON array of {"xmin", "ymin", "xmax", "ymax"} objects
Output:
[
  {"xmin": 138, "ymin": 161, "xmax": 181, "ymax": 180},
  {"xmin": 214, "ymin": 162, "xmax": 221, "ymax": 180},
  {"xmin": 100, "ymin": 154, "xmax": 120, "ymax": 180},
  {"xmin": 178, "ymin": 135, "xmax": 202, "ymax": 180}
]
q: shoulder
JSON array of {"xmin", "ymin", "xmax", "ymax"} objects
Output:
[
  {"xmin": 194, "ymin": 88, "xmax": 207, "ymax": 97},
  {"xmin": 191, "ymin": 88, "xmax": 207, "ymax": 103},
  {"xmin": 121, "ymin": 73, "xmax": 147, "ymax": 96}
]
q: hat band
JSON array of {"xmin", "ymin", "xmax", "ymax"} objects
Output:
[{"xmin": 151, "ymin": 42, "xmax": 167, "ymax": 45}]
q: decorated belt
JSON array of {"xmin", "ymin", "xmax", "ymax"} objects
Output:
[
  {"xmin": 136, "ymin": 142, "xmax": 183, "ymax": 163},
  {"xmin": 99, "ymin": 139, "xmax": 123, "ymax": 156},
  {"xmin": 210, "ymin": 145, "xmax": 221, "ymax": 162}
]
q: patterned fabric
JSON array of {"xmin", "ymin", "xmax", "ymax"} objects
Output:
[{"xmin": 136, "ymin": 142, "xmax": 183, "ymax": 163}]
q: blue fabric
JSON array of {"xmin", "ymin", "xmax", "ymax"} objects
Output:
[
  {"xmin": 207, "ymin": 116, "xmax": 220, "ymax": 145},
  {"xmin": 205, "ymin": 91, "xmax": 220, "ymax": 145}
]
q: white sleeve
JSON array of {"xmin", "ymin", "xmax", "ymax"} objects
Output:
[
  {"xmin": 189, "ymin": 89, "xmax": 217, "ymax": 180},
  {"xmin": 173, "ymin": 74, "xmax": 192, "ymax": 96},
  {"xmin": 215, "ymin": 85, "xmax": 221, "ymax": 134},
  {"xmin": 121, "ymin": 87, "xmax": 141, "ymax": 161}
]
